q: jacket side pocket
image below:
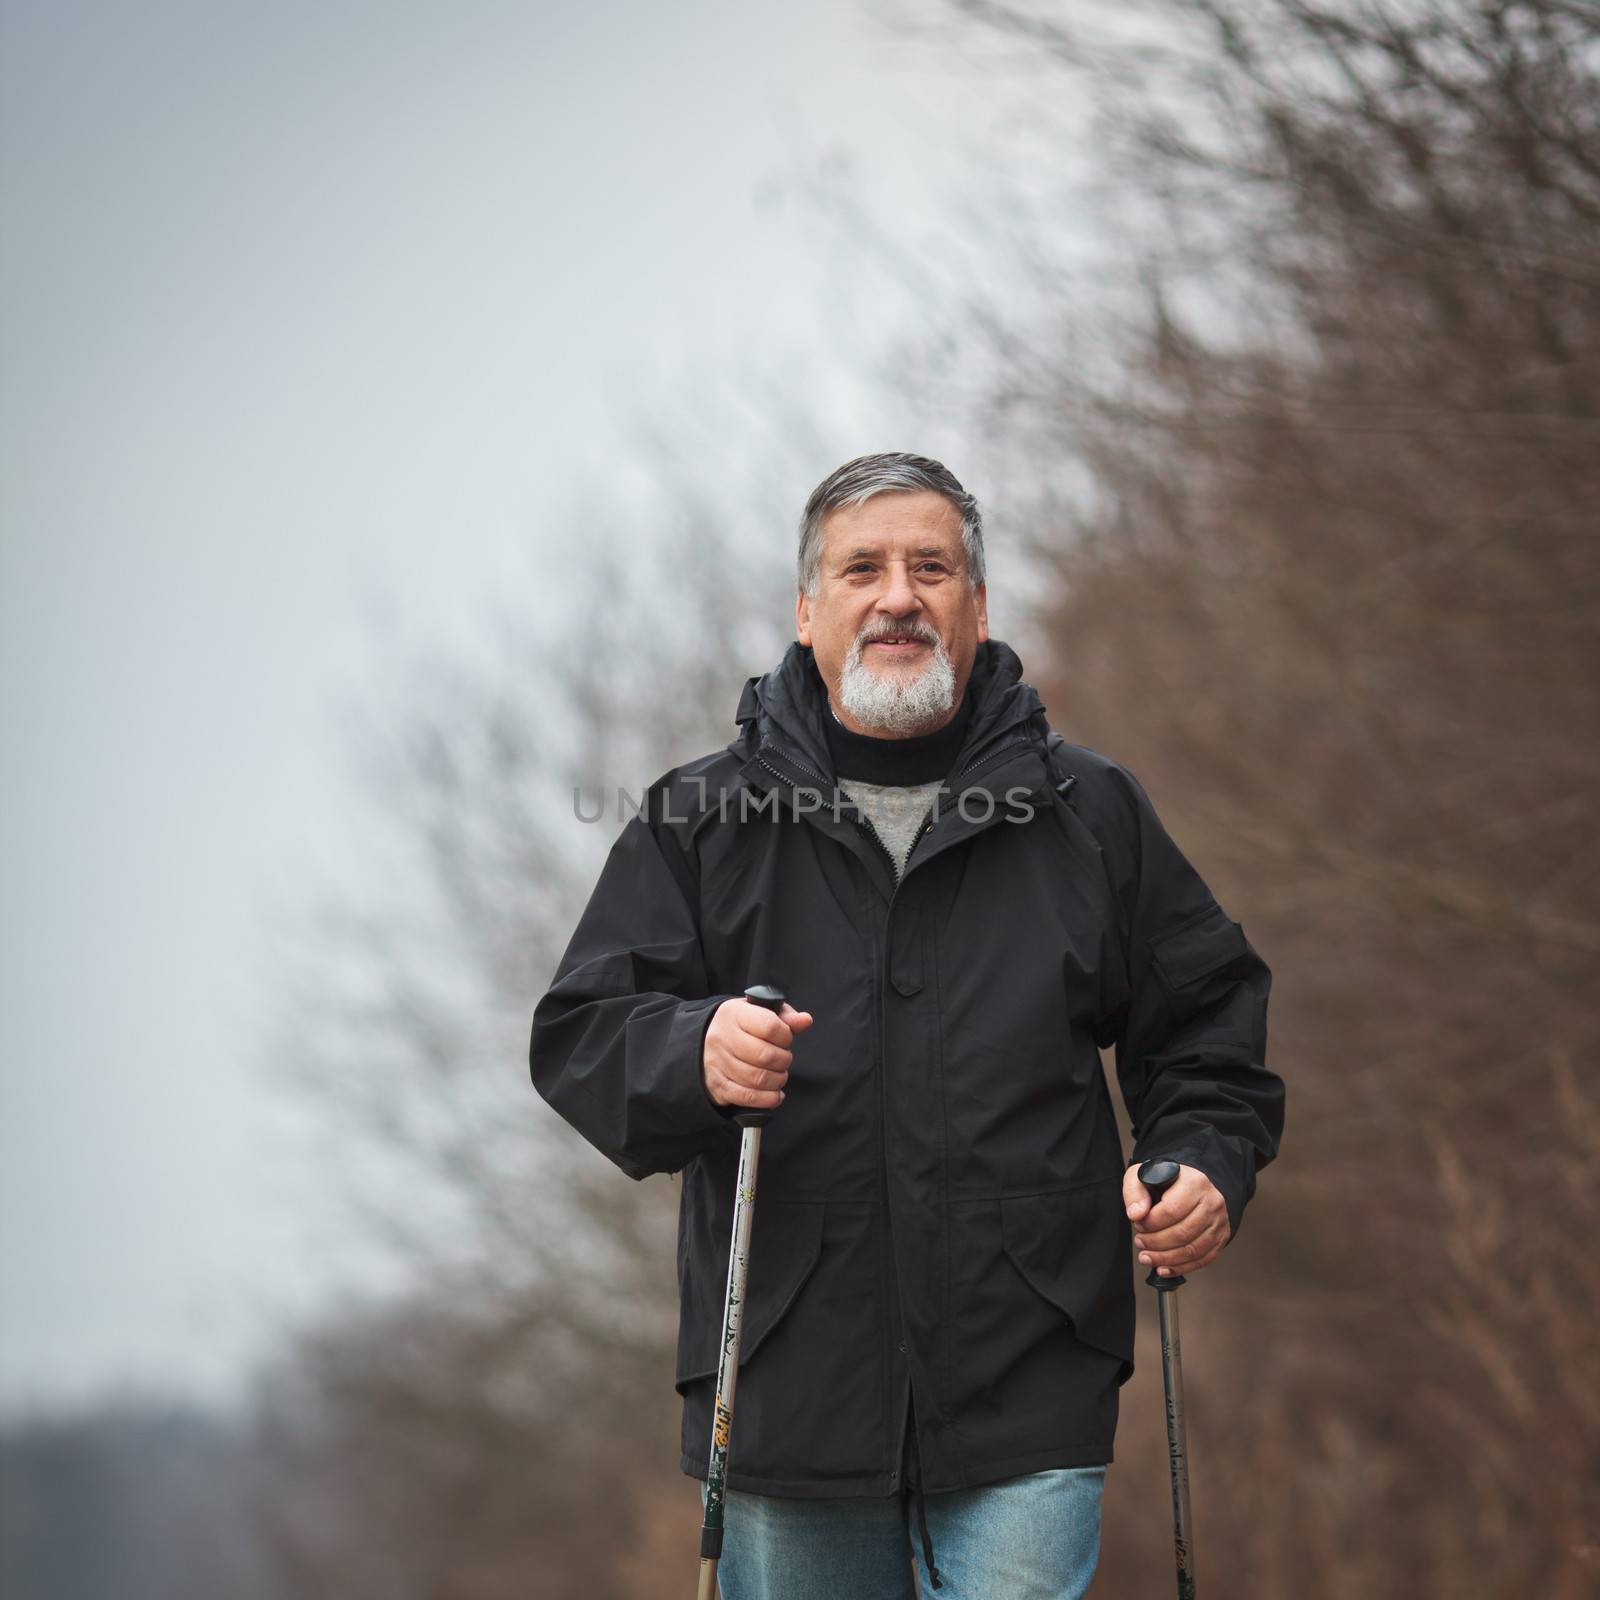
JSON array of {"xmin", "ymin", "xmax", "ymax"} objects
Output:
[
  {"xmin": 675, "ymin": 1196, "xmax": 826, "ymax": 1391},
  {"xmin": 1001, "ymin": 1178, "xmax": 1135, "ymax": 1385}
]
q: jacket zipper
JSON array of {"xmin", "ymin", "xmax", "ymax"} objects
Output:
[
  {"xmin": 857, "ymin": 812, "xmax": 902, "ymax": 886},
  {"xmin": 754, "ymin": 749, "xmax": 828, "ymax": 789}
]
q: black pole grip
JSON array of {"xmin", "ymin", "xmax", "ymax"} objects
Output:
[
  {"xmin": 736, "ymin": 985, "xmax": 787, "ymax": 1129},
  {"xmin": 1138, "ymin": 1157, "xmax": 1181, "ymax": 1206},
  {"xmin": 1136, "ymin": 1158, "xmax": 1186, "ymax": 1290}
]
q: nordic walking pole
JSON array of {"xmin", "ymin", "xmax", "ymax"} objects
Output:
[
  {"xmin": 1138, "ymin": 1157, "xmax": 1196, "ymax": 1600},
  {"xmin": 696, "ymin": 984, "xmax": 788, "ymax": 1600}
]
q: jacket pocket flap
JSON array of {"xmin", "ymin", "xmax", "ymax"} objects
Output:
[
  {"xmin": 1001, "ymin": 1180, "xmax": 1134, "ymax": 1378},
  {"xmin": 675, "ymin": 1199, "xmax": 826, "ymax": 1390},
  {"xmin": 1150, "ymin": 902, "xmax": 1247, "ymax": 993}
]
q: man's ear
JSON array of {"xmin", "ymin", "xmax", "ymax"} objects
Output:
[
  {"xmin": 795, "ymin": 587, "xmax": 812, "ymax": 646},
  {"xmin": 975, "ymin": 582, "xmax": 989, "ymax": 643}
]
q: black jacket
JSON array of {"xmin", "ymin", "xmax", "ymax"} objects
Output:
[{"xmin": 530, "ymin": 640, "xmax": 1282, "ymax": 1497}]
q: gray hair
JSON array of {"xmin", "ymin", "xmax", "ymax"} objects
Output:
[{"xmin": 797, "ymin": 452, "xmax": 985, "ymax": 596}]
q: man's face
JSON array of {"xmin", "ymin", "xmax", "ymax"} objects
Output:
[{"xmin": 796, "ymin": 490, "xmax": 989, "ymax": 737}]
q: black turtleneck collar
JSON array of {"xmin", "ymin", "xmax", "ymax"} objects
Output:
[{"xmin": 824, "ymin": 687, "xmax": 975, "ymax": 786}]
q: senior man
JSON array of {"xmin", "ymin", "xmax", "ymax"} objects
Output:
[{"xmin": 530, "ymin": 452, "xmax": 1284, "ymax": 1599}]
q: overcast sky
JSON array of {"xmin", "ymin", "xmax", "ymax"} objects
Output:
[{"xmin": 0, "ymin": 0, "xmax": 1063, "ymax": 1413}]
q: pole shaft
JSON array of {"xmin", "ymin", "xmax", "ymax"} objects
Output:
[
  {"xmin": 696, "ymin": 1121, "xmax": 764, "ymax": 1598},
  {"xmin": 693, "ymin": 985, "xmax": 786, "ymax": 1599},
  {"xmin": 1157, "ymin": 1288, "xmax": 1196, "ymax": 1600}
]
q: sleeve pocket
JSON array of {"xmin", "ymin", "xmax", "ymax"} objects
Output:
[{"xmin": 1150, "ymin": 902, "xmax": 1248, "ymax": 994}]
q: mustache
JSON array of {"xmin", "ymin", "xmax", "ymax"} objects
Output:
[{"xmin": 854, "ymin": 618, "xmax": 940, "ymax": 646}]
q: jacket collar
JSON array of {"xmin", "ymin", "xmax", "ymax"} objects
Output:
[{"xmin": 732, "ymin": 638, "xmax": 1046, "ymax": 786}]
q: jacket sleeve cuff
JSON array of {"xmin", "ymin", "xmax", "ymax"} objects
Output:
[{"xmin": 687, "ymin": 994, "xmax": 742, "ymax": 1124}]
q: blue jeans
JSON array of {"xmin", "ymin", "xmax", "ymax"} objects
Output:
[{"xmin": 707, "ymin": 1466, "xmax": 1107, "ymax": 1599}]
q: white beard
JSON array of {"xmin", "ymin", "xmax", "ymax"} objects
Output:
[{"xmin": 838, "ymin": 635, "xmax": 957, "ymax": 736}]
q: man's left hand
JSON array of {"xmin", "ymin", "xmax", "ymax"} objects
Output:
[{"xmin": 1122, "ymin": 1163, "xmax": 1230, "ymax": 1277}]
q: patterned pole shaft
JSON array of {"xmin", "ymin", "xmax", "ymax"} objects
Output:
[
  {"xmin": 697, "ymin": 985, "xmax": 785, "ymax": 1600},
  {"xmin": 1138, "ymin": 1157, "xmax": 1196, "ymax": 1600}
]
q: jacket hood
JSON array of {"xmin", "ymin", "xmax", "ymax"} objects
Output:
[{"xmin": 733, "ymin": 638, "xmax": 1046, "ymax": 782}]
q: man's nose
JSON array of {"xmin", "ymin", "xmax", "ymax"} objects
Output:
[{"xmin": 877, "ymin": 562, "xmax": 920, "ymax": 615}]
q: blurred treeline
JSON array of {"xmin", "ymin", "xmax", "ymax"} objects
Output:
[
  {"xmin": 5, "ymin": 2, "xmax": 1595, "ymax": 1596},
  {"xmin": 1002, "ymin": 3, "xmax": 1600, "ymax": 1594}
]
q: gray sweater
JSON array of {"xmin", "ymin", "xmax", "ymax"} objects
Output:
[{"xmin": 838, "ymin": 778, "xmax": 944, "ymax": 881}]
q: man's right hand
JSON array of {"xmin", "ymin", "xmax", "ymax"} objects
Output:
[{"xmin": 703, "ymin": 997, "xmax": 814, "ymax": 1111}]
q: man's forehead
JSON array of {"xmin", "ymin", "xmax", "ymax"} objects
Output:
[
  {"xmin": 821, "ymin": 489, "xmax": 960, "ymax": 531},
  {"xmin": 818, "ymin": 494, "xmax": 965, "ymax": 557}
]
